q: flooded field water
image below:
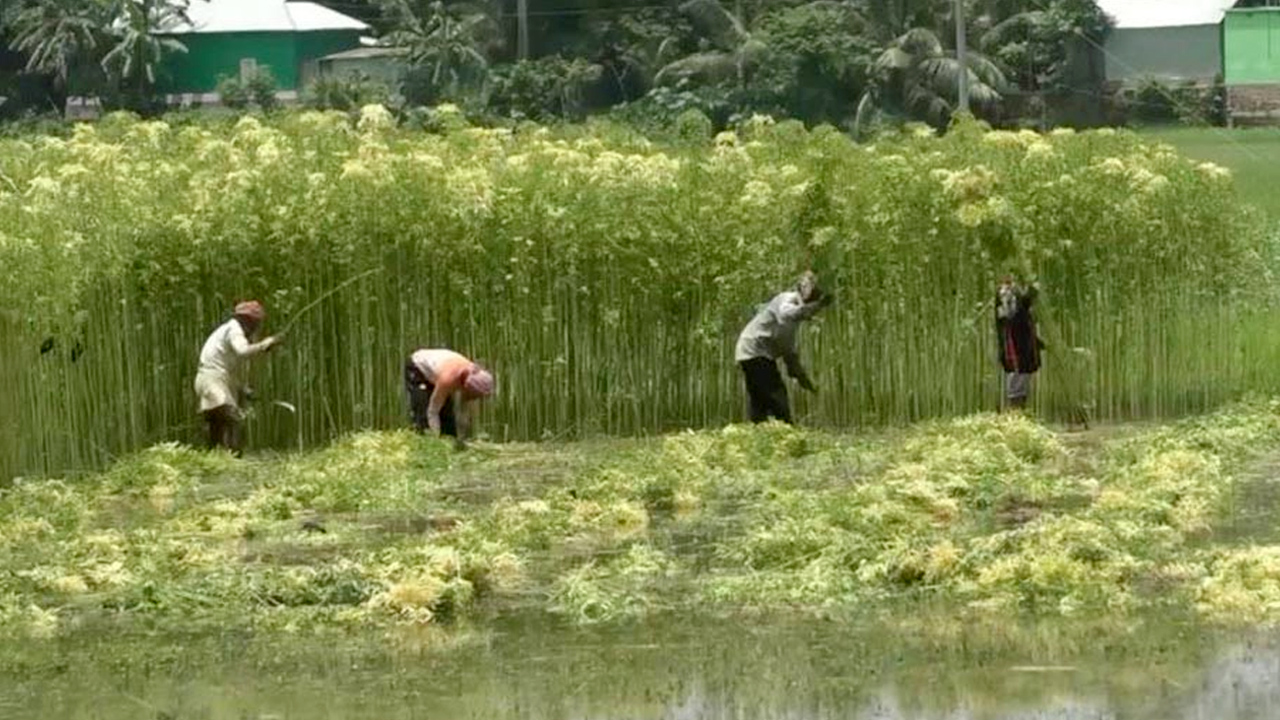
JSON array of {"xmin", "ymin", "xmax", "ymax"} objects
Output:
[{"xmin": 4, "ymin": 615, "xmax": 1280, "ymax": 720}]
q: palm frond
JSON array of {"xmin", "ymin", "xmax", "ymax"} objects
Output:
[
  {"xmin": 654, "ymin": 51, "xmax": 738, "ymax": 87},
  {"xmin": 99, "ymin": 42, "xmax": 126, "ymax": 72},
  {"xmin": 905, "ymin": 82, "xmax": 943, "ymax": 115},
  {"xmin": 925, "ymin": 94, "xmax": 951, "ymax": 125},
  {"xmin": 915, "ymin": 58, "xmax": 1006, "ymax": 112},
  {"xmin": 980, "ymin": 10, "xmax": 1046, "ymax": 51},
  {"xmin": 159, "ymin": 37, "xmax": 187, "ymax": 55},
  {"xmin": 853, "ymin": 90, "xmax": 878, "ymax": 139},
  {"xmin": 874, "ymin": 46, "xmax": 914, "ymax": 72},
  {"xmin": 461, "ymin": 46, "xmax": 488, "ymax": 71},
  {"xmin": 917, "ymin": 56, "xmax": 965, "ymax": 92},
  {"xmin": 678, "ymin": 0, "xmax": 749, "ymax": 53},
  {"xmin": 12, "ymin": 3, "xmax": 103, "ymax": 81},
  {"xmin": 965, "ymin": 53, "xmax": 1010, "ymax": 93},
  {"xmin": 968, "ymin": 80, "xmax": 1003, "ymax": 107},
  {"xmin": 654, "ymin": 36, "xmax": 679, "ymax": 67},
  {"xmin": 897, "ymin": 27, "xmax": 943, "ymax": 57}
]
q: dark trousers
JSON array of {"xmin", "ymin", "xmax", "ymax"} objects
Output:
[
  {"xmin": 405, "ymin": 360, "xmax": 458, "ymax": 437},
  {"xmin": 740, "ymin": 357, "xmax": 792, "ymax": 424},
  {"xmin": 202, "ymin": 406, "xmax": 242, "ymax": 456}
]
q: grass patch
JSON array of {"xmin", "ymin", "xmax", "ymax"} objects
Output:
[{"xmin": 1140, "ymin": 126, "xmax": 1280, "ymax": 218}]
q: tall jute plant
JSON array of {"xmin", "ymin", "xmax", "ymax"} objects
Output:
[{"xmin": 0, "ymin": 111, "xmax": 1272, "ymax": 478}]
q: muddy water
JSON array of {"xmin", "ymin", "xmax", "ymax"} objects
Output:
[{"xmin": 3, "ymin": 615, "xmax": 1278, "ymax": 720}]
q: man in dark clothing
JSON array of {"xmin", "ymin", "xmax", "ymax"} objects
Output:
[{"xmin": 995, "ymin": 276, "xmax": 1044, "ymax": 410}]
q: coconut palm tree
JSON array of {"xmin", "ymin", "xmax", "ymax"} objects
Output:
[
  {"xmin": 871, "ymin": 26, "xmax": 1008, "ymax": 125},
  {"xmin": 850, "ymin": 0, "xmax": 1012, "ymax": 132}
]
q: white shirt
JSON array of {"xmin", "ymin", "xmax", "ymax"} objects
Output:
[
  {"xmin": 198, "ymin": 319, "xmax": 267, "ymax": 377},
  {"xmin": 734, "ymin": 290, "xmax": 823, "ymax": 363}
]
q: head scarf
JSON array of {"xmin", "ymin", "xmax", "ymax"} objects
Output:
[
  {"xmin": 796, "ymin": 271, "xmax": 820, "ymax": 303},
  {"xmin": 464, "ymin": 367, "xmax": 495, "ymax": 398},
  {"xmin": 233, "ymin": 300, "xmax": 266, "ymax": 322},
  {"xmin": 996, "ymin": 283, "xmax": 1019, "ymax": 321}
]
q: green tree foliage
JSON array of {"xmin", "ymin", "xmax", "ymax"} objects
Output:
[
  {"xmin": 488, "ymin": 56, "xmax": 603, "ymax": 121},
  {"xmin": 654, "ymin": 0, "xmax": 765, "ymax": 91},
  {"xmin": 868, "ymin": 26, "xmax": 1008, "ymax": 128},
  {"xmin": 645, "ymin": 1, "xmax": 877, "ymax": 127},
  {"xmin": 753, "ymin": 2, "xmax": 876, "ymax": 125},
  {"xmin": 304, "ymin": 71, "xmax": 392, "ymax": 112},
  {"xmin": 862, "ymin": 0, "xmax": 954, "ymax": 40},
  {"xmin": 216, "ymin": 66, "xmax": 279, "ymax": 112},
  {"xmin": 379, "ymin": 0, "xmax": 493, "ymax": 103},
  {"xmin": 979, "ymin": 0, "xmax": 1111, "ymax": 95},
  {"xmin": 100, "ymin": 0, "xmax": 193, "ymax": 113},
  {"xmin": 1, "ymin": 0, "xmax": 199, "ymax": 115},
  {"xmin": 3, "ymin": 1, "xmax": 1116, "ymax": 130},
  {"xmin": 9, "ymin": 0, "xmax": 101, "ymax": 89}
]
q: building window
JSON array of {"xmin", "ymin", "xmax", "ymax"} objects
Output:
[{"xmin": 239, "ymin": 58, "xmax": 257, "ymax": 81}]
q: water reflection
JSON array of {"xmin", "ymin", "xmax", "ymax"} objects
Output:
[{"xmin": 5, "ymin": 620, "xmax": 1280, "ymax": 720}]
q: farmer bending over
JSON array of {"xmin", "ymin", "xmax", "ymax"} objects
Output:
[
  {"xmin": 735, "ymin": 271, "xmax": 832, "ymax": 424},
  {"xmin": 194, "ymin": 300, "xmax": 279, "ymax": 454},
  {"xmin": 995, "ymin": 276, "xmax": 1044, "ymax": 411},
  {"xmin": 405, "ymin": 348, "xmax": 495, "ymax": 449}
]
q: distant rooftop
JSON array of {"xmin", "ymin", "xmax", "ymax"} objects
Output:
[
  {"xmin": 321, "ymin": 47, "xmax": 409, "ymax": 61},
  {"xmin": 162, "ymin": 0, "xmax": 369, "ymax": 34},
  {"xmin": 1096, "ymin": 0, "xmax": 1239, "ymax": 29}
]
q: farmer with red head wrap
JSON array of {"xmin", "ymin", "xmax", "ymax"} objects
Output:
[
  {"xmin": 194, "ymin": 301, "xmax": 280, "ymax": 453},
  {"xmin": 405, "ymin": 348, "xmax": 494, "ymax": 450}
]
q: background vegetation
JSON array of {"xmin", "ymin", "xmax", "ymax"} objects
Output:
[{"xmin": 0, "ymin": 0, "xmax": 1115, "ymax": 132}]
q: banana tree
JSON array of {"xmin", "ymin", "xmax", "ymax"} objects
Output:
[
  {"xmin": 9, "ymin": 0, "xmax": 105, "ymax": 90},
  {"xmin": 100, "ymin": 0, "xmax": 198, "ymax": 112},
  {"xmin": 380, "ymin": 0, "xmax": 492, "ymax": 100}
]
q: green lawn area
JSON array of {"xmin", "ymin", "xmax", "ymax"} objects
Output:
[{"xmin": 1142, "ymin": 126, "xmax": 1280, "ymax": 217}]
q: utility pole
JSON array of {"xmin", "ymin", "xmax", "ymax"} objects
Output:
[
  {"xmin": 954, "ymin": 0, "xmax": 969, "ymax": 114},
  {"xmin": 517, "ymin": 0, "xmax": 530, "ymax": 60}
]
